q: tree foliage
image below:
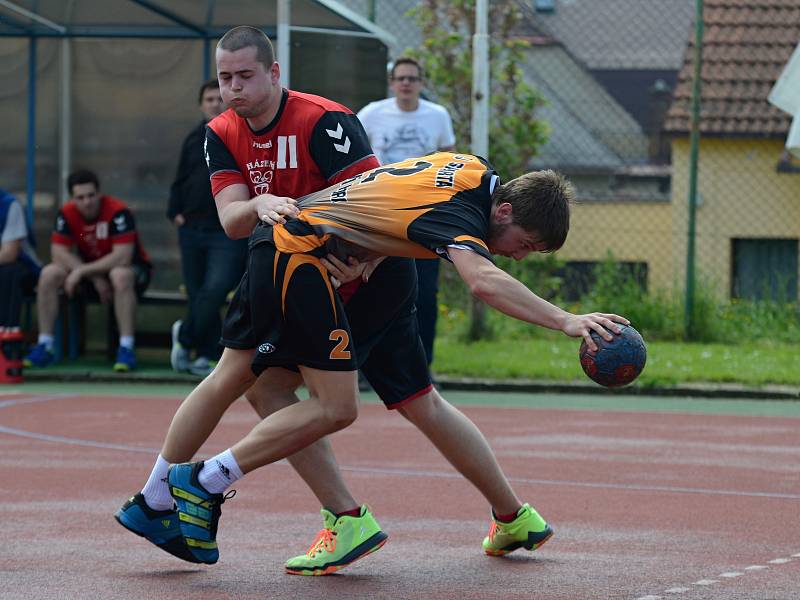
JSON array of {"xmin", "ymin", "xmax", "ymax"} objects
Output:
[
  {"xmin": 406, "ymin": 0, "xmax": 550, "ymax": 339},
  {"xmin": 406, "ymin": 0, "xmax": 549, "ymax": 180}
]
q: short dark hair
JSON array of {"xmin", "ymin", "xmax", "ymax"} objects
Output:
[
  {"xmin": 492, "ymin": 170, "xmax": 573, "ymax": 252},
  {"xmin": 67, "ymin": 169, "xmax": 100, "ymax": 195},
  {"xmin": 198, "ymin": 78, "xmax": 220, "ymax": 104},
  {"xmin": 391, "ymin": 57, "xmax": 423, "ymax": 79},
  {"xmin": 217, "ymin": 26, "xmax": 275, "ymax": 69}
]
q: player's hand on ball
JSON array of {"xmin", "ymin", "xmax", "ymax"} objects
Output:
[
  {"xmin": 254, "ymin": 194, "xmax": 298, "ymax": 225},
  {"xmin": 562, "ymin": 312, "xmax": 629, "ymax": 352}
]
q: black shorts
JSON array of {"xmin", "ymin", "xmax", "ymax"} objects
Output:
[
  {"xmin": 221, "ymin": 242, "xmax": 357, "ymax": 373},
  {"xmin": 344, "ymin": 257, "xmax": 432, "ymax": 409}
]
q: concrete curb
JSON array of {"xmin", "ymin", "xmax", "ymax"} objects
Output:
[
  {"xmin": 23, "ymin": 371, "xmax": 800, "ymax": 400},
  {"xmin": 433, "ymin": 376, "xmax": 800, "ymax": 400}
]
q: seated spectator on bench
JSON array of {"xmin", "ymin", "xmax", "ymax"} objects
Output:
[
  {"xmin": 0, "ymin": 188, "xmax": 41, "ymax": 328},
  {"xmin": 24, "ymin": 169, "xmax": 152, "ymax": 372}
]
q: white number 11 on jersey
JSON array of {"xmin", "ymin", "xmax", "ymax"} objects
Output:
[{"xmin": 277, "ymin": 135, "xmax": 298, "ymax": 169}]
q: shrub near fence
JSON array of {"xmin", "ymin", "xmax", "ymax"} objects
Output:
[{"xmin": 437, "ymin": 255, "xmax": 800, "ymax": 345}]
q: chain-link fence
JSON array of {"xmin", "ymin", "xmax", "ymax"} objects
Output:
[
  {"xmin": 3, "ymin": 1, "xmax": 799, "ymax": 344},
  {"xmin": 341, "ymin": 0, "xmax": 800, "ymax": 342}
]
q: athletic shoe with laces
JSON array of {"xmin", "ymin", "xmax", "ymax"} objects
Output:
[
  {"xmin": 114, "ymin": 493, "xmax": 200, "ymax": 563},
  {"xmin": 113, "ymin": 346, "xmax": 136, "ymax": 372},
  {"xmin": 170, "ymin": 320, "xmax": 190, "ymax": 372},
  {"xmin": 482, "ymin": 503, "xmax": 553, "ymax": 556},
  {"xmin": 168, "ymin": 461, "xmax": 234, "ymax": 565},
  {"xmin": 284, "ymin": 505, "xmax": 388, "ymax": 576},
  {"xmin": 22, "ymin": 343, "xmax": 55, "ymax": 368}
]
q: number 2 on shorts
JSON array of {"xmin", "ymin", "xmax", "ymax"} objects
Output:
[{"xmin": 329, "ymin": 329, "xmax": 351, "ymax": 359}]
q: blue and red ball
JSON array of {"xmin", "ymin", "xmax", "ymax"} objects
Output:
[{"xmin": 579, "ymin": 324, "xmax": 647, "ymax": 387}]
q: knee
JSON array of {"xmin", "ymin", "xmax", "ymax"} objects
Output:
[
  {"xmin": 322, "ymin": 400, "xmax": 358, "ymax": 431},
  {"xmin": 38, "ymin": 264, "xmax": 66, "ymax": 290},
  {"xmin": 398, "ymin": 390, "xmax": 441, "ymax": 424},
  {"xmin": 109, "ymin": 266, "xmax": 134, "ymax": 291}
]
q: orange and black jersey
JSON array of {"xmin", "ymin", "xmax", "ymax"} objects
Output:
[{"xmin": 253, "ymin": 152, "xmax": 497, "ymax": 263}]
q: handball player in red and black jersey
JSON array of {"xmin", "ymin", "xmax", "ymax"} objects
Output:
[
  {"xmin": 113, "ymin": 26, "xmax": 615, "ymax": 574},
  {"xmin": 24, "ymin": 169, "xmax": 151, "ymax": 372}
]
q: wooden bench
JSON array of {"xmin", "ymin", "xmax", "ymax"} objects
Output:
[{"xmin": 59, "ymin": 289, "xmax": 189, "ymax": 360}]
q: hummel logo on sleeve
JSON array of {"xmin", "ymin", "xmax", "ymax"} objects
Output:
[{"xmin": 325, "ymin": 122, "xmax": 351, "ymax": 154}]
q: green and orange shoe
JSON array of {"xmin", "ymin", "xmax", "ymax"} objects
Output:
[
  {"xmin": 284, "ymin": 506, "xmax": 388, "ymax": 575},
  {"xmin": 482, "ymin": 503, "xmax": 553, "ymax": 556}
]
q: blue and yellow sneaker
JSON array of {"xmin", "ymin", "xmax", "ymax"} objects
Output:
[
  {"xmin": 168, "ymin": 461, "xmax": 233, "ymax": 565},
  {"xmin": 284, "ymin": 506, "xmax": 388, "ymax": 575},
  {"xmin": 113, "ymin": 346, "xmax": 137, "ymax": 372},
  {"xmin": 23, "ymin": 343, "xmax": 55, "ymax": 368},
  {"xmin": 482, "ymin": 503, "xmax": 553, "ymax": 556},
  {"xmin": 114, "ymin": 493, "xmax": 199, "ymax": 563}
]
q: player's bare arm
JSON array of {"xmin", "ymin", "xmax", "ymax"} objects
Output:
[
  {"xmin": 215, "ymin": 183, "xmax": 298, "ymax": 239},
  {"xmin": 0, "ymin": 238, "xmax": 21, "ymax": 264},
  {"xmin": 51, "ymin": 243, "xmax": 84, "ymax": 272},
  {"xmin": 448, "ymin": 246, "xmax": 628, "ymax": 351},
  {"xmin": 64, "ymin": 243, "xmax": 134, "ymax": 296},
  {"xmin": 76, "ymin": 243, "xmax": 135, "ymax": 277}
]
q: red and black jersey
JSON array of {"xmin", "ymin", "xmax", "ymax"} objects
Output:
[
  {"xmin": 262, "ymin": 152, "xmax": 497, "ymax": 263},
  {"xmin": 206, "ymin": 89, "xmax": 379, "ymax": 200},
  {"xmin": 51, "ymin": 195, "xmax": 151, "ymax": 267}
]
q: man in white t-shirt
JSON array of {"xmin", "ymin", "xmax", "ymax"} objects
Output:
[
  {"xmin": 357, "ymin": 57, "xmax": 456, "ymax": 368},
  {"xmin": 0, "ymin": 189, "xmax": 41, "ymax": 327}
]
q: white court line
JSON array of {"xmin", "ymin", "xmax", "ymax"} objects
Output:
[
  {"xmin": 0, "ymin": 393, "xmax": 78, "ymax": 409},
  {"xmin": 636, "ymin": 596, "xmax": 662, "ymax": 600},
  {"xmin": 0, "ymin": 424, "xmax": 156, "ymax": 453},
  {"xmin": 793, "ymin": 553, "xmax": 800, "ymax": 557},
  {"xmin": 719, "ymin": 572, "xmax": 743, "ymax": 578},
  {"xmin": 767, "ymin": 558, "xmax": 792, "ymax": 564},
  {"xmin": 3, "ymin": 400, "xmax": 800, "ymax": 501},
  {"xmin": 744, "ymin": 565, "xmax": 768, "ymax": 571},
  {"xmin": 692, "ymin": 579, "xmax": 718, "ymax": 585},
  {"xmin": 664, "ymin": 587, "xmax": 690, "ymax": 594},
  {"xmin": 344, "ymin": 465, "xmax": 800, "ymax": 501}
]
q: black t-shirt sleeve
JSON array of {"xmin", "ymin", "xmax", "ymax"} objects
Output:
[
  {"xmin": 309, "ymin": 111, "xmax": 376, "ymax": 182},
  {"xmin": 110, "ymin": 209, "xmax": 137, "ymax": 237},
  {"xmin": 205, "ymin": 125, "xmax": 240, "ymax": 177},
  {"xmin": 407, "ymin": 176, "xmax": 495, "ymax": 263},
  {"xmin": 53, "ymin": 209, "xmax": 72, "ymax": 238}
]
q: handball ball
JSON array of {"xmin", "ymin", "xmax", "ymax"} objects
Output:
[{"xmin": 578, "ymin": 324, "xmax": 646, "ymax": 387}]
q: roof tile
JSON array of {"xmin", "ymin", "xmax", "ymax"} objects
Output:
[{"xmin": 665, "ymin": 0, "xmax": 800, "ymax": 135}]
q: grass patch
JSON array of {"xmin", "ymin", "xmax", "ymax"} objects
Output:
[{"xmin": 433, "ymin": 335, "xmax": 800, "ymax": 387}]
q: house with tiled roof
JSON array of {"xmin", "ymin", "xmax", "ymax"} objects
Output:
[{"xmin": 665, "ymin": 0, "xmax": 800, "ymax": 301}]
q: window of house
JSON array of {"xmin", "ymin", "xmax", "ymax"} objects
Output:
[{"xmin": 731, "ymin": 239, "xmax": 798, "ymax": 301}]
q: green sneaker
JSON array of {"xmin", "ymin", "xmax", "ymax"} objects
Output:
[
  {"xmin": 482, "ymin": 503, "xmax": 553, "ymax": 556},
  {"xmin": 284, "ymin": 506, "xmax": 388, "ymax": 575}
]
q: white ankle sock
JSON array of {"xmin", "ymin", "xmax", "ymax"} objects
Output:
[
  {"xmin": 198, "ymin": 449, "xmax": 243, "ymax": 494},
  {"xmin": 119, "ymin": 336, "xmax": 135, "ymax": 350},
  {"xmin": 37, "ymin": 334, "xmax": 54, "ymax": 351},
  {"xmin": 141, "ymin": 454, "xmax": 173, "ymax": 511}
]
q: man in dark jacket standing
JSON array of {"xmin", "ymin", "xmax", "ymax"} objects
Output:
[{"xmin": 167, "ymin": 79, "xmax": 247, "ymax": 376}]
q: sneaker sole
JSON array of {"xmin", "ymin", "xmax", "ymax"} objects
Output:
[
  {"xmin": 113, "ymin": 512, "xmax": 201, "ymax": 563},
  {"xmin": 170, "ymin": 321, "xmax": 189, "ymax": 372},
  {"xmin": 484, "ymin": 527, "xmax": 554, "ymax": 557},
  {"xmin": 284, "ymin": 532, "xmax": 388, "ymax": 576}
]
